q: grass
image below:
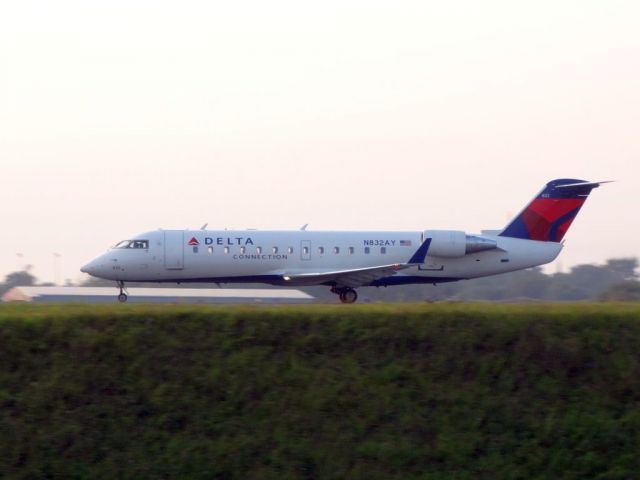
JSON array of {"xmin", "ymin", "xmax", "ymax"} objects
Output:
[{"xmin": 1, "ymin": 303, "xmax": 639, "ymax": 479}]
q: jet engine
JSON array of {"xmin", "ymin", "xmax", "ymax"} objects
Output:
[{"xmin": 424, "ymin": 230, "xmax": 498, "ymax": 258}]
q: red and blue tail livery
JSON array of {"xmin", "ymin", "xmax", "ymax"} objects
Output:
[{"xmin": 500, "ymin": 179, "xmax": 607, "ymax": 242}]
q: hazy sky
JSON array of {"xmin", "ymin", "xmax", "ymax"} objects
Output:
[{"xmin": 1, "ymin": 0, "xmax": 639, "ymax": 284}]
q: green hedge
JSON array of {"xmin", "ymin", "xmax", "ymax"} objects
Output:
[{"xmin": 1, "ymin": 304, "xmax": 639, "ymax": 480}]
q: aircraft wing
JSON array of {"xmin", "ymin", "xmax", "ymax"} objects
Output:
[{"xmin": 282, "ymin": 263, "xmax": 411, "ymax": 288}]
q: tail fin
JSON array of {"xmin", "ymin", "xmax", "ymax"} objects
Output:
[{"xmin": 500, "ymin": 179, "xmax": 607, "ymax": 242}]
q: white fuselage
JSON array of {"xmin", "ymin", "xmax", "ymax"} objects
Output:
[{"xmin": 82, "ymin": 229, "xmax": 562, "ymax": 287}]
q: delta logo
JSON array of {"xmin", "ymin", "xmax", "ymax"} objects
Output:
[{"xmin": 188, "ymin": 237, "xmax": 200, "ymax": 246}]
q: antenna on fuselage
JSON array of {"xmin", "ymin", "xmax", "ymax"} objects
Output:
[
  {"xmin": 200, "ymin": 223, "xmax": 208, "ymax": 230},
  {"xmin": 300, "ymin": 223, "xmax": 308, "ymax": 231}
]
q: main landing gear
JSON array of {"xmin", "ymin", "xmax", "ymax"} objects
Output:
[
  {"xmin": 117, "ymin": 281, "xmax": 128, "ymax": 303},
  {"xmin": 331, "ymin": 287, "xmax": 358, "ymax": 304}
]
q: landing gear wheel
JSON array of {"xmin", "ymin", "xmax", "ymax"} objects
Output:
[
  {"xmin": 341, "ymin": 289, "xmax": 358, "ymax": 304},
  {"xmin": 117, "ymin": 281, "xmax": 128, "ymax": 303},
  {"xmin": 331, "ymin": 287, "xmax": 358, "ymax": 304}
]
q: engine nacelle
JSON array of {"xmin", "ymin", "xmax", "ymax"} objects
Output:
[{"xmin": 424, "ymin": 230, "xmax": 498, "ymax": 258}]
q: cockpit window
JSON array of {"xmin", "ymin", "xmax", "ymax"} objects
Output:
[{"xmin": 113, "ymin": 240, "xmax": 149, "ymax": 249}]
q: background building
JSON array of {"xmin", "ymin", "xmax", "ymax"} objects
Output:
[{"xmin": 1, "ymin": 287, "xmax": 315, "ymax": 304}]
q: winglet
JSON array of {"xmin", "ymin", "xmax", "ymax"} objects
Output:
[{"xmin": 408, "ymin": 238, "xmax": 432, "ymax": 264}]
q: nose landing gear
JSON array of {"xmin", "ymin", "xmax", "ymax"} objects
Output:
[
  {"xmin": 331, "ymin": 287, "xmax": 358, "ymax": 304},
  {"xmin": 117, "ymin": 281, "xmax": 128, "ymax": 303}
]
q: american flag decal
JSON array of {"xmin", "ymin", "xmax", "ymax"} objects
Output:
[{"xmin": 400, "ymin": 240, "xmax": 412, "ymax": 246}]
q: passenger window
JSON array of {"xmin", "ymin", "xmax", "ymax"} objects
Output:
[
  {"xmin": 208, "ymin": 246, "xmax": 214, "ymax": 255},
  {"xmin": 273, "ymin": 247, "xmax": 278, "ymax": 254},
  {"xmin": 348, "ymin": 247, "xmax": 354, "ymax": 255},
  {"xmin": 303, "ymin": 246, "xmax": 309, "ymax": 255},
  {"xmin": 257, "ymin": 247, "xmax": 262, "ymax": 254},
  {"xmin": 381, "ymin": 247, "xmax": 386, "ymax": 254},
  {"xmin": 287, "ymin": 247, "xmax": 294, "ymax": 254},
  {"xmin": 224, "ymin": 246, "xmax": 229, "ymax": 254},
  {"xmin": 240, "ymin": 246, "xmax": 246, "ymax": 254},
  {"xmin": 333, "ymin": 247, "xmax": 340, "ymax": 254},
  {"xmin": 318, "ymin": 247, "xmax": 324, "ymax": 255},
  {"xmin": 364, "ymin": 247, "xmax": 370, "ymax": 254}
]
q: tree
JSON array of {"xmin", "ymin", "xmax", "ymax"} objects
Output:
[
  {"xmin": 0, "ymin": 270, "xmax": 38, "ymax": 297},
  {"xmin": 604, "ymin": 258, "xmax": 638, "ymax": 281},
  {"xmin": 599, "ymin": 281, "xmax": 640, "ymax": 301}
]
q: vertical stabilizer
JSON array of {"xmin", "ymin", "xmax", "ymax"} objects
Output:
[{"xmin": 500, "ymin": 179, "xmax": 605, "ymax": 242}]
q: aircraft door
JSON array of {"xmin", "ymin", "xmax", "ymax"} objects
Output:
[
  {"xmin": 164, "ymin": 231, "xmax": 185, "ymax": 270},
  {"xmin": 418, "ymin": 261, "xmax": 444, "ymax": 272},
  {"xmin": 300, "ymin": 240, "xmax": 311, "ymax": 261}
]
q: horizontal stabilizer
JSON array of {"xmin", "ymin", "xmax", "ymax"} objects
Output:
[{"xmin": 554, "ymin": 180, "xmax": 613, "ymax": 189}]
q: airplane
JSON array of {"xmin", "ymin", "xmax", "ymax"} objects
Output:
[{"xmin": 81, "ymin": 179, "xmax": 607, "ymax": 303}]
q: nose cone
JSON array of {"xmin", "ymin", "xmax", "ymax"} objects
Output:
[
  {"xmin": 81, "ymin": 258, "xmax": 105, "ymax": 277},
  {"xmin": 80, "ymin": 260, "xmax": 95, "ymax": 275}
]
